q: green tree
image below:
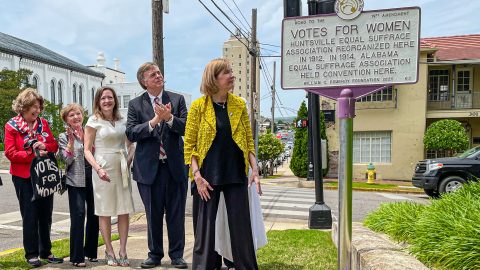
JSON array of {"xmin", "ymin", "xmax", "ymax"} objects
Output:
[
  {"xmin": 424, "ymin": 119, "xmax": 469, "ymax": 157},
  {"xmin": 0, "ymin": 69, "xmax": 34, "ymax": 142},
  {"xmin": 290, "ymin": 101, "xmax": 308, "ymax": 177},
  {"xmin": 41, "ymin": 100, "xmax": 64, "ymax": 139},
  {"xmin": 0, "ymin": 68, "xmax": 32, "ymax": 89},
  {"xmin": 258, "ymin": 131, "xmax": 284, "ymax": 177}
]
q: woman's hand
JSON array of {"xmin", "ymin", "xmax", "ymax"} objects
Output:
[
  {"xmin": 32, "ymin": 141, "xmax": 46, "ymax": 150},
  {"xmin": 72, "ymin": 124, "xmax": 84, "ymax": 142},
  {"xmin": 249, "ymin": 170, "xmax": 263, "ymax": 195},
  {"xmin": 195, "ymin": 173, "xmax": 213, "ymax": 201},
  {"xmin": 97, "ymin": 168, "xmax": 111, "ymax": 182}
]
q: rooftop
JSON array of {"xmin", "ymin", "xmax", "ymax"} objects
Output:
[
  {"xmin": 421, "ymin": 34, "xmax": 480, "ymax": 61},
  {"xmin": 0, "ymin": 32, "xmax": 104, "ymax": 78}
]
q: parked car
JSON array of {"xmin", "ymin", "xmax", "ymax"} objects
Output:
[{"xmin": 412, "ymin": 146, "xmax": 480, "ymax": 197}]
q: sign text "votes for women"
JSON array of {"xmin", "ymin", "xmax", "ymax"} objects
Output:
[{"xmin": 281, "ymin": 7, "xmax": 420, "ymax": 89}]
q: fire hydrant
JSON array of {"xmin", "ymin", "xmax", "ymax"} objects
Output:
[{"xmin": 366, "ymin": 163, "xmax": 376, "ymax": 184}]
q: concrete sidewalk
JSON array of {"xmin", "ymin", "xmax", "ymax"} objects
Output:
[{"xmin": 40, "ymin": 213, "xmax": 307, "ymax": 269}]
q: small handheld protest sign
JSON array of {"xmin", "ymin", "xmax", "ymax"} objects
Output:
[{"xmin": 30, "ymin": 150, "xmax": 62, "ymax": 201}]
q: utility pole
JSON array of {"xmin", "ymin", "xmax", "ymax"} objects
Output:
[
  {"xmin": 152, "ymin": 0, "xmax": 164, "ymax": 75},
  {"xmin": 271, "ymin": 61, "xmax": 276, "ymax": 133},
  {"xmin": 249, "ymin": 8, "xmax": 257, "ymax": 141}
]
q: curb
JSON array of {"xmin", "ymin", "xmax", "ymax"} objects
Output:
[{"xmin": 262, "ymin": 181, "xmax": 425, "ymax": 195}]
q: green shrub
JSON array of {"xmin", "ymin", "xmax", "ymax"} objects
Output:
[
  {"xmin": 0, "ymin": 143, "xmax": 3, "ymax": 151},
  {"xmin": 364, "ymin": 182, "xmax": 480, "ymax": 270},
  {"xmin": 410, "ymin": 183, "xmax": 480, "ymax": 269},
  {"xmin": 364, "ymin": 201, "xmax": 427, "ymax": 242}
]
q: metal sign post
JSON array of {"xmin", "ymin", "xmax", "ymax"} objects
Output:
[{"xmin": 337, "ymin": 88, "xmax": 355, "ymax": 269}]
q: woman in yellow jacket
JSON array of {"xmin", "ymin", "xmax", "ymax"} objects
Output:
[{"xmin": 184, "ymin": 58, "xmax": 262, "ymax": 270}]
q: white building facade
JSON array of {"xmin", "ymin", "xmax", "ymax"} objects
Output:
[{"xmin": 0, "ymin": 32, "xmax": 104, "ymax": 114}]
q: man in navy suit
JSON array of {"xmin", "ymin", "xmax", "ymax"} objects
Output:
[{"xmin": 126, "ymin": 62, "xmax": 188, "ymax": 269}]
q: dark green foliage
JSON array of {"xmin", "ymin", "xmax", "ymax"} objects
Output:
[
  {"xmin": 0, "ymin": 69, "xmax": 34, "ymax": 143},
  {"xmin": 290, "ymin": 101, "xmax": 308, "ymax": 177},
  {"xmin": 364, "ymin": 182, "xmax": 480, "ymax": 270},
  {"xmin": 0, "ymin": 88, "xmax": 21, "ymax": 143},
  {"xmin": 258, "ymin": 131, "xmax": 284, "ymax": 177},
  {"xmin": 41, "ymin": 100, "xmax": 64, "ymax": 139},
  {"xmin": 424, "ymin": 119, "xmax": 469, "ymax": 152},
  {"xmin": 0, "ymin": 68, "xmax": 32, "ymax": 90}
]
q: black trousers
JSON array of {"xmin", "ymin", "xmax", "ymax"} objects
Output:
[
  {"xmin": 192, "ymin": 183, "xmax": 258, "ymax": 270},
  {"xmin": 137, "ymin": 161, "xmax": 187, "ymax": 261},
  {"xmin": 191, "ymin": 184, "xmax": 234, "ymax": 269},
  {"xmin": 67, "ymin": 167, "xmax": 99, "ymax": 263},
  {"xmin": 12, "ymin": 175, "xmax": 54, "ymax": 260}
]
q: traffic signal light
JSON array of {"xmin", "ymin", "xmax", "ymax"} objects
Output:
[{"xmin": 284, "ymin": 0, "xmax": 302, "ymax": 18}]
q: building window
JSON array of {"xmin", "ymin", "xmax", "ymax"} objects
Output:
[
  {"xmin": 79, "ymin": 85, "xmax": 84, "ymax": 106},
  {"xmin": 50, "ymin": 80, "xmax": 56, "ymax": 104},
  {"xmin": 457, "ymin": 70, "xmax": 471, "ymax": 92},
  {"xmin": 357, "ymin": 86, "xmax": 394, "ymax": 102},
  {"xmin": 72, "ymin": 84, "xmax": 77, "ymax": 103},
  {"xmin": 428, "ymin": 69, "xmax": 449, "ymax": 101},
  {"xmin": 239, "ymin": 70, "xmax": 241, "ymax": 74},
  {"xmin": 239, "ymin": 78, "xmax": 241, "ymax": 82},
  {"xmin": 239, "ymin": 54, "xmax": 241, "ymax": 58},
  {"xmin": 239, "ymin": 86, "xmax": 241, "ymax": 90},
  {"xmin": 32, "ymin": 76, "xmax": 39, "ymax": 89},
  {"xmin": 58, "ymin": 81, "xmax": 63, "ymax": 105},
  {"xmin": 239, "ymin": 62, "xmax": 241, "ymax": 66},
  {"xmin": 91, "ymin": 88, "xmax": 95, "ymax": 111},
  {"xmin": 123, "ymin": 95, "xmax": 131, "ymax": 108},
  {"xmin": 353, "ymin": 131, "xmax": 392, "ymax": 163}
]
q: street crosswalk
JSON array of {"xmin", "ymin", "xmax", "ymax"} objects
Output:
[
  {"xmin": 0, "ymin": 186, "xmax": 419, "ymax": 234},
  {"xmin": 259, "ymin": 185, "xmax": 316, "ymax": 220}
]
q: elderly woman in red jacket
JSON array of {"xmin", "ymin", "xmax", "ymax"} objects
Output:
[{"xmin": 4, "ymin": 88, "xmax": 62, "ymax": 267}]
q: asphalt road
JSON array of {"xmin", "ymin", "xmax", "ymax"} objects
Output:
[{"xmin": 0, "ymin": 172, "xmax": 429, "ymax": 253}]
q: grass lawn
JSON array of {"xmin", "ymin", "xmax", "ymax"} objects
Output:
[
  {"xmin": 0, "ymin": 235, "xmax": 119, "ymax": 270},
  {"xmin": 325, "ymin": 182, "xmax": 397, "ymax": 190},
  {"xmin": 257, "ymin": 230, "xmax": 337, "ymax": 270}
]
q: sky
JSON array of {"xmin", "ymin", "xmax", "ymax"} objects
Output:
[{"xmin": 1, "ymin": 0, "xmax": 479, "ymax": 117}]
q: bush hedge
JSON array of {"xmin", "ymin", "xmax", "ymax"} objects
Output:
[{"xmin": 364, "ymin": 183, "xmax": 480, "ymax": 270}]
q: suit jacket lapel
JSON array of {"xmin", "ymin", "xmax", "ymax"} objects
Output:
[
  {"xmin": 228, "ymin": 93, "xmax": 242, "ymax": 134},
  {"xmin": 142, "ymin": 92, "xmax": 155, "ymax": 119},
  {"xmin": 162, "ymin": 91, "xmax": 171, "ymax": 106},
  {"xmin": 204, "ymin": 96, "xmax": 216, "ymax": 130}
]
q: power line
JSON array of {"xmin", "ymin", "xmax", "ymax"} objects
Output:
[
  {"xmin": 198, "ymin": 0, "xmax": 250, "ymax": 50},
  {"xmin": 231, "ymin": 0, "xmax": 251, "ymax": 29},
  {"xmin": 260, "ymin": 47, "xmax": 279, "ymax": 54},
  {"xmin": 258, "ymin": 42, "xmax": 281, "ymax": 48},
  {"xmin": 210, "ymin": 0, "xmax": 250, "ymax": 41},
  {"xmin": 221, "ymin": 0, "xmax": 251, "ymax": 37}
]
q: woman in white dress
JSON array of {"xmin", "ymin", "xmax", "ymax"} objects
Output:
[{"xmin": 84, "ymin": 86, "xmax": 135, "ymax": 267}]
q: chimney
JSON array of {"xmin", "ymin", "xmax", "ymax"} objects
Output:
[{"xmin": 113, "ymin": 58, "xmax": 120, "ymax": 70}]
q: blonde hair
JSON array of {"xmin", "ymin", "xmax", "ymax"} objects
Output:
[
  {"xmin": 60, "ymin": 103, "xmax": 84, "ymax": 123},
  {"xmin": 12, "ymin": 88, "xmax": 44, "ymax": 114},
  {"xmin": 137, "ymin": 62, "xmax": 159, "ymax": 90},
  {"xmin": 92, "ymin": 87, "xmax": 121, "ymax": 121},
  {"xmin": 200, "ymin": 58, "xmax": 230, "ymax": 96}
]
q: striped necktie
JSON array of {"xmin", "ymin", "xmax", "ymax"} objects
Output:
[{"xmin": 154, "ymin": 97, "xmax": 167, "ymax": 160}]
